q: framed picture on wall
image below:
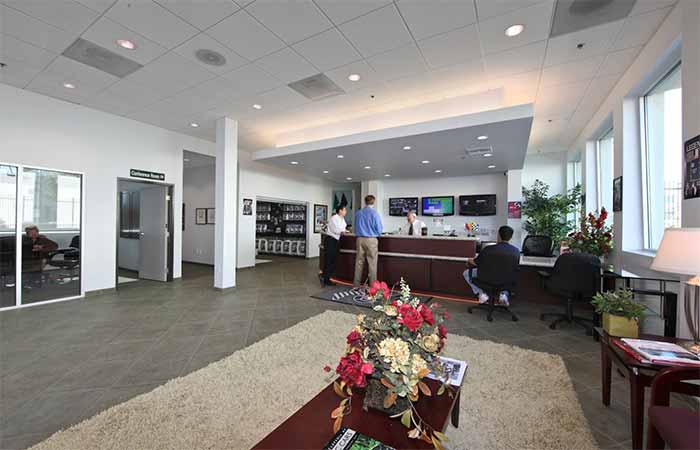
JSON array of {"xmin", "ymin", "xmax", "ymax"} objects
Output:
[
  {"xmin": 314, "ymin": 204, "xmax": 328, "ymax": 233},
  {"xmin": 613, "ymin": 176, "xmax": 623, "ymax": 212},
  {"xmin": 206, "ymin": 208, "xmax": 215, "ymax": 224},
  {"xmin": 182, "ymin": 203, "xmax": 186, "ymax": 230},
  {"xmin": 195, "ymin": 208, "xmax": 207, "ymax": 225},
  {"xmin": 243, "ymin": 198, "xmax": 253, "ymax": 216}
]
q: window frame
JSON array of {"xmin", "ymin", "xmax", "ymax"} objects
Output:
[{"xmin": 596, "ymin": 128, "xmax": 614, "ymax": 212}]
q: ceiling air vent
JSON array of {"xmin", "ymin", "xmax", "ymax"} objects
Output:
[
  {"xmin": 465, "ymin": 146, "xmax": 493, "ymax": 157},
  {"xmin": 288, "ymin": 73, "xmax": 345, "ymax": 101},
  {"xmin": 62, "ymin": 38, "xmax": 143, "ymax": 78},
  {"xmin": 550, "ymin": 0, "xmax": 636, "ymax": 38}
]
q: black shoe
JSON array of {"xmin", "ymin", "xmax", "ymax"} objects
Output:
[{"xmin": 324, "ymin": 280, "xmax": 337, "ymax": 286}]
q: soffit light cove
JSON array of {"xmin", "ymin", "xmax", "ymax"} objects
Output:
[
  {"xmin": 505, "ymin": 24, "xmax": 524, "ymax": 37},
  {"xmin": 348, "ymin": 74, "xmax": 361, "ymax": 81},
  {"xmin": 63, "ymin": 82, "xmax": 75, "ymax": 89},
  {"xmin": 477, "ymin": 135, "xmax": 488, "ymax": 140},
  {"xmin": 252, "ymin": 104, "xmax": 262, "ymax": 110},
  {"xmin": 116, "ymin": 39, "xmax": 136, "ymax": 50}
]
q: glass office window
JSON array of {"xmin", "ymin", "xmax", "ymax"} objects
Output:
[
  {"xmin": 0, "ymin": 165, "xmax": 18, "ymax": 308},
  {"xmin": 642, "ymin": 64, "xmax": 682, "ymax": 249},
  {"xmin": 21, "ymin": 168, "xmax": 82, "ymax": 304},
  {"xmin": 597, "ymin": 129, "xmax": 614, "ymax": 216}
]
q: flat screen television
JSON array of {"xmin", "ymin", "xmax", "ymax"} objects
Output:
[
  {"xmin": 389, "ymin": 197, "xmax": 419, "ymax": 216},
  {"xmin": 459, "ymin": 194, "xmax": 497, "ymax": 216},
  {"xmin": 421, "ymin": 196, "xmax": 454, "ymax": 216}
]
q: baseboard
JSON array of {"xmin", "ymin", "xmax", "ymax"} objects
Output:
[
  {"xmin": 182, "ymin": 260, "xmax": 214, "ymax": 266},
  {"xmin": 85, "ymin": 287, "xmax": 117, "ymax": 297}
]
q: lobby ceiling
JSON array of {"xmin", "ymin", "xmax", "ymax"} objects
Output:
[{"xmin": 0, "ymin": 0, "xmax": 675, "ymax": 153}]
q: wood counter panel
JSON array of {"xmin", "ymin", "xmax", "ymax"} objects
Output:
[{"xmin": 338, "ymin": 235, "xmax": 476, "ymax": 258}]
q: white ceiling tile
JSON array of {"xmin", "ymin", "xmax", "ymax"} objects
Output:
[
  {"xmin": 397, "ymin": 0, "xmax": 477, "ymax": 40},
  {"xmin": 544, "ymin": 19, "xmax": 623, "ymax": 66},
  {"xmin": 253, "ymin": 86, "xmax": 310, "ymax": 112},
  {"xmin": 126, "ymin": 107, "xmax": 193, "ymax": 130},
  {"xmin": 2, "ymin": 0, "xmax": 99, "ymax": 33},
  {"xmin": 125, "ymin": 52, "xmax": 217, "ymax": 97},
  {"xmin": 598, "ymin": 46, "xmax": 641, "ymax": 77},
  {"xmin": 155, "ymin": 0, "xmax": 240, "ymax": 30},
  {"xmin": 540, "ymin": 55, "xmax": 603, "ymax": 87},
  {"xmin": 483, "ymin": 40, "xmax": 546, "ymax": 78},
  {"xmin": 100, "ymin": 78, "xmax": 169, "ymax": 108},
  {"xmin": 292, "ymin": 28, "xmax": 361, "ymax": 71},
  {"xmin": 418, "ymin": 25, "xmax": 481, "ymax": 69},
  {"xmin": 477, "ymin": 1, "xmax": 554, "ymax": 55},
  {"xmin": 220, "ymin": 63, "xmax": 282, "ymax": 97},
  {"xmin": 429, "ymin": 59, "xmax": 485, "ymax": 90},
  {"xmin": 25, "ymin": 78, "xmax": 92, "ymax": 104},
  {"xmin": 206, "ymin": 9, "xmax": 286, "ymax": 60},
  {"xmin": 0, "ymin": 34, "xmax": 57, "ymax": 69},
  {"xmin": 84, "ymin": 89, "xmax": 141, "ymax": 116},
  {"xmin": 339, "ymin": 4, "xmax": 412, "ymax": 57},
  {"xmin": 245, "ymin": 0, "xmax": 332, "ymax": 44},
  {"xmin": 73, "ymin": 0, "xmax": 118, "ymax": 14},
  {"xmin": 209, "ymin": 96, "xmax": 258, "ymax": 119},
  {"xmin": 81, "ymin": 17, "xmax": 168, "ymax": 65},
  {"xmin": 173, "ymin": 33, "xmax": 248, "ymax": 75},
  {"xmin": 613, "ymin": 7, "xmax": 672, "ymax": 51},
  {"xmin": 366, "ymin": 43, "xmax": 427, "ymax": 81},
  {"xmin": 0, "ymin": 58, "xmax": 44, "ymax": 88},
  {"xmin": 29, "ymin": 55, "xmax": 119, "ymax": 96},
  {"xmin": 628, "ymin": 0, "xmax": 676, "ymax": 17},
  {"xmin": 313, "ymin": 0, "xmax": 390, "ymax": 25},
  {"xmin": 534, "ymin": 79, "xmax": 590, "ymax": 119},
  {"xmin": 474, "ymin": 0, "xmax": 542, "ymax": 21},
  {"xmin": 0, "ymin": 5, "xmax": 78, "ymax": 53},
  {"xmin": 255, "ymin": 47, "xmax": 318, "ymax": 84},
  {"xmin": 105, "ymin": 0, "xmax": 199, "ymax": 48},
  {"xmin": 574, "ymin": 74, "xmax": 620, "ymax": 119},
  {"xmin": 325, "ymin": 60, "xmax": 383, "ymax": 93}
]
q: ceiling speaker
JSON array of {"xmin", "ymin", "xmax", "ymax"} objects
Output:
[{"xmin": 195, "ymin": 49, "xmax": 226, "ymax": 66}]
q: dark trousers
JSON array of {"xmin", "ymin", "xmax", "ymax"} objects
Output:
[{"xmin": 322, "ymin": 236, "xmax": 340, "ymax": 282}]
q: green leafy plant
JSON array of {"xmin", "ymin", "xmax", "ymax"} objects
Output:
[
  {"xmin": 592, "ymin": 289, "xmax": 645, "ymax": 320},
  {"xmin": 521, "ymin": 180, "xmax": 582, "ymax": 244}
]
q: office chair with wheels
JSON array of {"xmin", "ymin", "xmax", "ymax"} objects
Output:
[
  {"xmin": 540, "ymin": 252, "xmax": 600, "ymax": 334},
  {"xmin": 522, "ymin": 235, "xmax": 553, "ymax": 257},
  {"xmin": 466, "ymin": 247, "xmax": 520, "ymax": 322}
]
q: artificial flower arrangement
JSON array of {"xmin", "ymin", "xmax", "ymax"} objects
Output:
[
  {"xmin": 567, "ymin": 207, "xmax": 613, "ymax": 257},
  {"xmin": 326, "ymin": 279, "xmax": 452, "ymax": 449}
]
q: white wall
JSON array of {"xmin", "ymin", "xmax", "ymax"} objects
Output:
[
  {"xmin": 183, "ymin": 164, "xmax": 216, "ymax": 265},
  {"xmin": 522, "ymin": 152, "xmax": 568, "ymax": 194},
  {"xmin": 0, "ymin": 84, "xmax": 216, "ymax": 293}
]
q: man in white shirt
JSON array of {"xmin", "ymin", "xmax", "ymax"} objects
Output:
[
  {"xmin": 401, "ymin": 211, "xmax": 425, "ymax": 236},
  {"xmin": 321, "ymin": 205, "xmax": 348, "ymax": 286}
]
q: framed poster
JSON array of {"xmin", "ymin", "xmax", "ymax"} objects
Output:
[
  {"xmin": 613, "ymin": 176, "xmax": 623, "ymax": 212},
  {"xmin": 182, "ymin": 203, "xmax": 186, "ymax": 231},
  {"xmin": 206, "ymin": 208, "xmax": 215, "ymax": 224},
  {"xmin": 684, "ymin": 134, "xmax": 700, "ymax": 200},
  {"xmin": 195, "ymin": 208, "xmax": 207, "ymax": 225},
  {"xmin": 242, "ymin": 198, "xmax": 253, "ymax": 216},
  {"xmin": 507, "ymin": 201, "xmax": 522, "ymax": 219},
  {"xmin": 314, "ymin": 204, "xmax": 328, "ymax": 233}
]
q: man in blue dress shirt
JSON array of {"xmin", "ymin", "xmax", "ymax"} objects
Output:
[{"xmin": 353, "ymin": 195, "xmax": 384, "ymax": 286}]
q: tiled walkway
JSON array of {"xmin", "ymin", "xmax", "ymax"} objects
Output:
[{"xmin": 0, "ymin": 258, "xmax": 691, "ymax": 449}]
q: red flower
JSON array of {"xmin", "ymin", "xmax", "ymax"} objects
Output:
[
  {"xmin": 600, "ymin": 208, "xmax": 608, "ymax": 221},
  {"xmin": 336, "ymin": 351, "xmax": 373, "ymax": 387},
  {"xmin": 438, "ymin": 323, "xmax": 447, "ymax": 339},
  {"xmin": 346, "ymin": 329, "xmax": 364, "ymax": 348},
  {"xmin": 323, "ymin": 365, "xmax": 332, "ymax": 373},
  {"xmin": 442, "ymin": 309, "xmax": 450, "ymax": 321},
  {"xmin": 369, "ymin": 280, "xmax": 390, "ymax": 299},
  {"xmin": 419, "ymin": 304, "xmax": 435, "ymax": 325},
  {"xmin": 398, "ymin": 304, "xmax": 423, "ymax": 332}
]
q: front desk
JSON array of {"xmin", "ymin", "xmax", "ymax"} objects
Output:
[{"xmin": 326, "ymin": 234, "xmax": 478, "ymax": 297}]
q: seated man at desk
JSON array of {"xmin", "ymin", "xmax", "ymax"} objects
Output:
[
  {"xmin": 400, "ymin": 211, "xmax": 426, "ymax": 236},
  {"xmin": 463, "ymin": 225, "xmax": 519, "ymax": 305}
]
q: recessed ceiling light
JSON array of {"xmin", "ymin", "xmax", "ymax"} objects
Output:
[
  {"xmin": 488, "ymin": 164, "xmax": 496, "ymax": 169},
  {"xmin": 290, "ymin": 161, "xmax": 299, "ymax": 165},
  {"xmin": 252, "ymin": 104, "xmax": 262, "ymax": 110},
  {"xmin": 190, "ymin": 122, "xmax": 199, "ymax": 127},
  {"xmin": 421, "ymin": 160, "xmax": 430, "ymax": 164},
  {"xmin": 346, "ymin": 177, "xmax": 353, "ymax": 181},
  {"xmin": 477, "ymin": 135, "xmax": 488, "ymax": 140},
  {"xmin": 505, "ymin": 24, "xmax": 524, "ymax": 37},
  {"xmin": 116, "ymin": 39, "xmax": 136, "ymax": 50},
  {"xmin": 403, "ymin": 146, "xmax": 412, "ymax": 150},
  {"xmin": 62, "ymin": 82, "xmax": 75, "ymax": 89},
  {"xmin": 483, "ymin": 153, "xmax": 493, "ymax": 157},
  {"xmin": 348, "ymin": 74, "xmax": 361, "ymax": 82},
  {"xmin": 434, "ymin": 169, "xmax": 442, "ymax": 173},
  {"xmin": 337, "ymin": 154, "xmax": 344, "ymax": 159},
  {"xmin": 384, "ymin": 174, "xmax": 391, "ymax": 177},
  {"xmin": 323, "ymin": 170, "xmax": 329, "ymax": 174},
  {"xmin": 364, "ymin": 166, "xmax": 371, "ymax": 169}
]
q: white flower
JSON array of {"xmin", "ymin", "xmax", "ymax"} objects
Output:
[{"xmin": 378, "ymin": 338, "xmax": 410, "ymax": 373}]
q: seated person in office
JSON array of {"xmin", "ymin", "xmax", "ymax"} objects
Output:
[
  {"xmin": 22, "ymin": 225, "xmax": 58, "ymax": 273},
  {"xmin": 400, "ymin": 211, "xmax": 426, "ymax": 236},
  {"xmin": 463, "ymin": 225, "xmax": 519, "ymax": 305},
  {"xmin": 320, "ymin": 205, "xmax": 348, "ymax": 286}
]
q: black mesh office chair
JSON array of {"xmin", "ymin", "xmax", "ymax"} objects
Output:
[
  {"xmin": 540, "ymin": 252, "xmax": 601, "ymax": 334},
  {"xmin": 467, "ymin": 247, "xmax": 520, "ymax": 322},
  {"xmin": 522, "ymin": 235, "xmax": 553, "ymax": 257}
]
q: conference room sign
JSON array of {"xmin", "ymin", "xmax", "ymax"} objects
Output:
[{"xmin": 130, "ymin": 169, "xmax": 165, "ymax": 181}]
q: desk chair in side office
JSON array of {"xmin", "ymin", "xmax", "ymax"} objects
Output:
[
  {"xmin": 467, "ymin": 250, "xmax": 520, "ymax": 322},
  {"xmin": 540, "ymin": 252, "xmax": 601, "ymax": 334},
  {"xmin": 522, "ymin": 235, "xmax": 553, "ymax": 257}
]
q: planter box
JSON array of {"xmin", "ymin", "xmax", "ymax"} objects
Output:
[{"xmin": 602, "ymin": 313, "xmax": 639, "ymax": 338}]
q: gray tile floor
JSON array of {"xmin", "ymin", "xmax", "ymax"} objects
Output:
[{"xmin": 0, "ymin": 258, "xmax": 693, "ymax": 450}]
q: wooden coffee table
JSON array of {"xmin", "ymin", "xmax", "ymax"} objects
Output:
[{"xmin": 252, "ymin": 378, "xmax": 462, "ymax": 449}]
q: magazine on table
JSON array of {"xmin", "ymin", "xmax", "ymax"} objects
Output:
[
  {"xmin": 621, "ymin": 338, "xmax": 700, "ymax": 366},
  {"xmin": 324, "ymin": 428, "xmax": 394, "ymax": 450},
  {"xmin": 426, "ymin": 356, "xmax": 468, "ymax": 386}
]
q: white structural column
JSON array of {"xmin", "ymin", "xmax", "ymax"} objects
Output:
[
  {"xmin": 506, "ymin": 169, "xmax": 523, "ymax": 245},
  {"xmin": 214, "ymin": 117, "xmax": 238, "ymax": 289}
]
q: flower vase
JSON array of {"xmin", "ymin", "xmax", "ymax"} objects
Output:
[{"xmin": 362, "ymin": 378, "xmax": 411, "ymax": 415}]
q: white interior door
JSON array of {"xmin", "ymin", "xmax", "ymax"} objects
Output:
[{"xmin": 138, "ymin": 185, "xmax": 168, "ymax": 281}]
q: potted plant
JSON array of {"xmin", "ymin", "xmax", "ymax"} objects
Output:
[
  {"xmin": 592, "ymin": 289, "xmax": 645, "ymax": 338},
  {"xmin": 567, "ymin": 207, "xmax": 613, "ymax": 259},
  {"xmin": 521, "ymin": 180, "xmax": 582, "ymax": 247}
]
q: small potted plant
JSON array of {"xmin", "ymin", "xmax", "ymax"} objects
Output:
[{"xmin": 592, "ymin": 289, "xmax": 645, "ymax": 338}]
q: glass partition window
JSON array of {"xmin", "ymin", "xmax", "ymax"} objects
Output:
[
  {"xmin": 641, "ymin": 63, "xmax": 682, "ymax": 250},
  {"xmin": 0, "ymin": 165, "xmax": 17, "ymax": 308},
  {"xmin": 596, "ymin": 129, "xmax": 614, "ymax": 216}
]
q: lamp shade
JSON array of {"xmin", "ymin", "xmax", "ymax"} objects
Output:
[{"xmin": 650, "ymin": 228, "xmax": 700, "ymax": 275}]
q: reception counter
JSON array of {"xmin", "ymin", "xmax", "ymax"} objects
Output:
[{"xmin": 322, "ymin": 234, "xmax": 478, "ymax": 298}]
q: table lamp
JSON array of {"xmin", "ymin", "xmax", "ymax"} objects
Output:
[{"xmin": 650, "ymin": 228, "xmax": 700, "ymax": 354}]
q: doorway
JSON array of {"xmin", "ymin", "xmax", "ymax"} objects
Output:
[{"xmin": 115, "ymin": 178, "xmax": 173, "ymax": 286}]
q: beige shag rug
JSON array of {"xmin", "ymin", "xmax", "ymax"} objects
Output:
[{"xmin": 31, "ymin": 311, "xmax": 598, "ymax": 450}]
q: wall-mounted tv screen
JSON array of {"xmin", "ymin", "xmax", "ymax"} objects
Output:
[
  {"xmin": 421, "ymin": 196, "xmax": 454, "ymax": 216},
  {"xmin": 389, "ymin": 197, "xmax": 419, "ymax": 216},
  {"xmin": 459, "ymin": 194, "xmax": 497, "ymax": 216}
]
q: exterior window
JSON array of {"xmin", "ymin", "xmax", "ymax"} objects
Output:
[
  {"xmin": 596, "ymin": 128, "xmax": 614, "ymax": 216},
  {"xmin": 641, "ymin": 63, "xmax": 682, "ymax": 249},
  {"xmin": 119, "ymin": 191, "xmax": 140, "ymax": 239}
]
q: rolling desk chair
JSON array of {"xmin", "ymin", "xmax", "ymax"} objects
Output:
[
  {"xmin": 467, "ymin": 248, "xmax": 520, "ymax": 322},
  {"xmin": 522, "ymin": 235, "xmax": 553, "ymax": 257}
]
